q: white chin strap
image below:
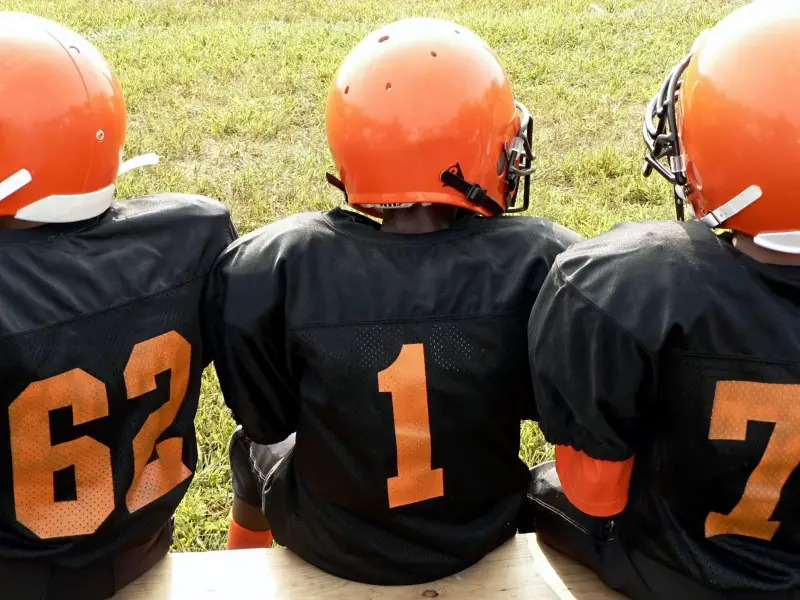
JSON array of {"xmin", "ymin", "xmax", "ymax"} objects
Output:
[
  {"xmin": 698, "ymin": 185, "xmax": 763, "ymax": 228},
  {"xmin": 0, "ymin": 169, "xmax": 33, "ymax": 203},
  {"xmin": 118, "ymin": 153, "xmax": 160, "ymax": 176},
  {"xmin": 694, "ymin": 184, "xmax": 800, "ymax": 255},
  {"xmin": 0, "ymin": 153, "xmax": 159, "ymax": 223}
]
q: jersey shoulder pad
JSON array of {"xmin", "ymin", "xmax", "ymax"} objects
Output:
[
  {"xmin": 554, "ymin": 220, "xmax": 724, "ymax": 347},
  {"xmin": 484, "ymin": 215, "xmax": 583, "ymax": 254},
  {"xmin": 111, "ymin": 193, "xmax": 231, "ymax": 226},
  {"xmin": 215, "ymin": 211, "xmax": 327, "ymax": 275},
  {"xmin": 106, "ymin": 194, "xmax": 236, "ymax": 272}
]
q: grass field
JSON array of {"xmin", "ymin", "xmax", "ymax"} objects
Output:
[{"xmin": 8, "ymin": 0, "xmax": 746, "ymax": 551}]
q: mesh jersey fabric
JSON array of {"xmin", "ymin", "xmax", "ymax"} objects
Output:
[
  {"xmin": 529, "ymin": 219, "xmax": 800, "ymax": 595},
  {"xmin": 0, "ymin": 194, "xmax": 236, "ymax": 570},
  {"xmin": 206, "ymin": 207, "xmax": 580, "ymax": 584}
]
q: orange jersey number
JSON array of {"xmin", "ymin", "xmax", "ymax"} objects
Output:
[
  {"xmin": 8, "ymin": 331, "xmax": 192, "ymax": 539},
  {"xmin": 379, "ymin": 343, "xmax": 444, "ymax": 508},
  {"xmin": 706, "ymin": 381, "xmax": 800, "ymax": 541}
]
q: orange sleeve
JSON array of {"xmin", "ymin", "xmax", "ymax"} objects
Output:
[{"xmin": 554, "ymin": 445, "xmax": 634, "ymax": 518}]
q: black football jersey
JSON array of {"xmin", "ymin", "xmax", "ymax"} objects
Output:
[
  {"xmin": 529, "ymin": 219, "xmax": 800, "ymax": 595},
  {"xmin": 0, "ymin": 194, "xmax": 236, "ymax": 569},
  {"xmin": 205, "ymin": 207, "xmax": 580, "ymax": 584}
]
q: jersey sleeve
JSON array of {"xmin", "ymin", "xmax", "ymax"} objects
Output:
[
  {"xmin": 510, "ymin": 217, "xmax": 584, "ymax": 421},
  {"xmin": 528, "ymin": 261, "xmax": 657, "ymax": 462},
  {"xmin": 554, "ymin": 445, "xmax": 634, "ymax": 517},
  {"xmin": 200, "ymin": 212, "xmax": 239, "ymax": 368},
  {"xmin": 204, "ymin": 235, "xmax": 299, "ymax": 445}
]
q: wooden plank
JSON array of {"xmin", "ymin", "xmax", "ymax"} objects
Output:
[
  {"xmin": 114, "ymin": 535, "xmax": 623, "ymax": 599},
  {"xmin": 526, "ymin": 536, "xmax": 627, "ymax": 600}
]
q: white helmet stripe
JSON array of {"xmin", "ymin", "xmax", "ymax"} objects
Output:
[
  {"xmin": 754, "ymin": 232, "xmax": 800, "ymax": 254},
  {"xmin": 0, "ymin": 169, "xmax": 33, "ymax": 203},
  {"xmin": 14, "ymin": 184, "xmax": 115, "ymax": 223}
]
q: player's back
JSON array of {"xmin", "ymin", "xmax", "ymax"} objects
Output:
[
  {"xmin": 558, "ymin": 219, "xmax": 800, "ymax": 593},
  {"xmin": 0, "ymin": 194, "xmax": 235, "ymax": 596},
  {"xmin": 209, "ymin": 208, "xmax": 580, "ymax": 583}
]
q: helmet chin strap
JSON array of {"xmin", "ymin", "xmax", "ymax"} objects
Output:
[
  {"xmin": 0, "ymin": 169, "xmax": 33, "ymax": 203},
  {"xmin": 687, "ymin": 184, "xmax": 800, "ymax": 254},
  {"xmin": 696, "ymin": 185, "xmax": 762, "ymax": 228},
  {"xmin": 0, "ymin": 153, "xmax": 159, "ymax": 205},
  {"xmin": 118, "ymin": 153, "xmax": 160, "ymax": 176},
  {"xmin": 440, "ymin": 163, "xmax": 503, "ymax": 216}
]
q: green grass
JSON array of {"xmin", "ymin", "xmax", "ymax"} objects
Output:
[{"xmin": 8, "ymin": 0, "xmax": 746, "ymax": 551}]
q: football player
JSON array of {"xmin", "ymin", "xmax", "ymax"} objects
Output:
[
  {"xmin": 0, "ymin": 13, "xmax": 236, "ymax": 600},
  {"xmin": 205, "ymin": 18, "xmax": 581, "ymax": 585},
  {"xmin": 526, "ymin": 1, "xmax": 800, "ymax": 598}
]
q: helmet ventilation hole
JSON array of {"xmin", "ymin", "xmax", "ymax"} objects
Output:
[
  {"xmin": 379, "ymin": 35, "xmax": 389, "ymax": 43},
  {"xmin": 69, "ymin": 45, "xmax": 80, "ymax": 55},
  {"xmin": 344, "ymin": 85, "xmax": 350, "ymax": 94},
  {"xmin": 431, "ymin": 51, "xmax": 437, "ymax": 57},
  {"xmin": 96, "ymin": 130, "xmax": 105, "ymax": 141},
  {"xmin": 454, "ymin": 29, "xmax": 461, "ymax": 34},
  {"xmin": 385, "ymin": 82, "xmax": 392, "ymax": 91}
]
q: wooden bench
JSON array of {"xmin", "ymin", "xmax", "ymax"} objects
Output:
[{"xmin": 114, "ymin": 534, "xmax": 625, "ymax": 599}]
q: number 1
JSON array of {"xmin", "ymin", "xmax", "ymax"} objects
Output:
[{"xmin": 379, "ymin": 344, "xmax": 444, "ymax": 509}]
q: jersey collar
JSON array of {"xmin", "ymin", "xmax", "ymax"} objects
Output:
[
  {"xmin": 324, "ymin": 207, "xmax": 484, "ymax": 244},
  {"xmin": 0, "ymin": 214, "xmax": 102, "ymax": 245}
]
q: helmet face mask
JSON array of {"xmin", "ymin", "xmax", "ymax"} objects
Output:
[
  {"xmin": 642, "ymin": 54, "xmax": 692, "ymax": 221},
  {"xmin": 502, "ymin": 102, "xmax": 536, "ymax": 214}
]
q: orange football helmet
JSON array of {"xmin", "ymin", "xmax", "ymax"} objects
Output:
[
  {"xmin": 0, "ymin": 13, "xmax": 154, "ymax": 223},
  {"xmin": 644, "ymin": 0, "xmax": 800, "ymax": 253},
  {"xmin": 326, "ymin": 18, "xmax": 534, "ymax": 218}
]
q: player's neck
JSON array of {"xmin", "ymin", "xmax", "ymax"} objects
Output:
[
  {"xmin": 380, "ymin": 204, "xmax": 459, "ymax": 234},
  {"xmin": 732, "ymin": 232, "xmax": 800, "ymax": 266},
  {"xmin": 0, "ymin": 217, "xmax": 42, "ymax": 230}
]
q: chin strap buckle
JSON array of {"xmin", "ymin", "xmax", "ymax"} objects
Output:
[
  {"xmin": 440, "ymin": 163, "xmax": 503, "ymax": 216},
  {"xmin": 699, "ymin": 185, "xmax": 762, "ymax": 228}
]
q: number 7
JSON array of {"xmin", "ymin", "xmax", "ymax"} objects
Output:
[{"xmin": 706, "ymin": 380, "xmax": 800, "ymax": 541}]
